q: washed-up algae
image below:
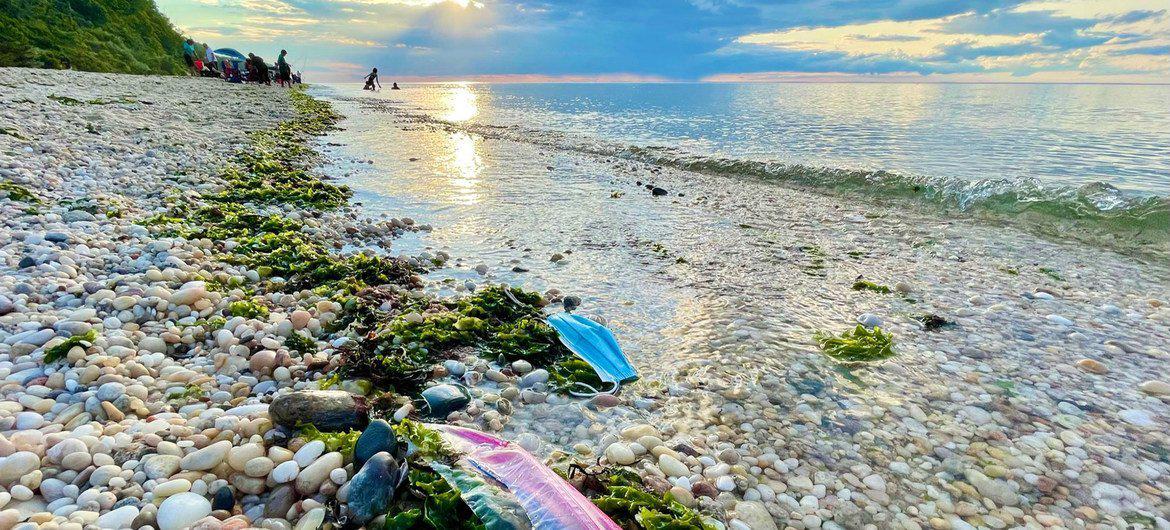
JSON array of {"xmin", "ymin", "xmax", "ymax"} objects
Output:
[
  {"xmin": 814, "ymin": 325, "xmax": 896, "ymax": 363},
  {"xmin": 134, "ymin": 86, "xmax": 699, "ymax": 529}
]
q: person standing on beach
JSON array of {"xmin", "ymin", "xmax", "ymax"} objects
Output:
[
  {"xmin": 276, "ymin": 50, "xmax": 292, "ymax": 88},
  {"xmin": 182, "ymin": 39, "xmax": 197, "ymax": 76},
  {"xmin": 364, "ymin": 68, "xmax": 381, "ymax": 90},
  {"xmin": 203, "ymin": 43, "xmax": 217, "ymax": 77}
]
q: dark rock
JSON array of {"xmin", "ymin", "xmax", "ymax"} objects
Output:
[
  {"xmin": 511, "ymin": 266, "xmax": 529, "ymax": 273},
  {"xmin": 44, "ymin": 232, "xmax": 69, "ymax": 243},
  {"xmin": 268, "ymin": 390, "xmax": 369, "ymax": 431},
  {"xmin": 354, "ymin": 419, "xmax": 397, "ymax": 471},
  {"xmin": 347, "ymin": 452, "xmax": 407, "ymax": 524},
  {"xmin": 212, "ymin": 486, "xmax": 235, "ymax": 511},
  {"xmin": 420, "ymin": 384, "xmax": 470, "ymax": 418},
  {"xmin": 264, "ymin": 484, "xmax": 298, "ymax": 519},
  {"xmin": 562, "ymin": 295, "xmax": 581, "ymax": 312},
  {"xmin": 18, "ymin": 256, "xmax": 36, "ymax": 269},
  {"xmin": 651, "ymin": 187, "xmax": 668, "ymax": 196}
]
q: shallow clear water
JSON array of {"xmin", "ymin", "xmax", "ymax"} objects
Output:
[{"xmin": 347, "ymin": 82, "xmax": 1170, "ymax": 195}]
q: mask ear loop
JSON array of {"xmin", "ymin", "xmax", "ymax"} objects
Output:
[{"xmin": 568, "ymin": 380, "xmax": 620, "ymax": 398}]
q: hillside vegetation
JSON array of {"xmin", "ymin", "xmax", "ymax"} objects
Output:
[{"xmin": 0, "ymin": 0, "xmax": 184, "ymax": 74}]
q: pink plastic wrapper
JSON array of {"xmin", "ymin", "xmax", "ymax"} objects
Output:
[{"xmin": 429, "ymin": 424, "xmax": 622, "ymax": 530}]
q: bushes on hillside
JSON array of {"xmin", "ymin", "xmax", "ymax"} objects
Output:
[{"xmin": 0, "ymin": 0, "xmax": 184, "ymax": 74}]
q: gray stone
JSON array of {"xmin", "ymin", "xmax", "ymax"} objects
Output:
[{"xmin": 269, "ymin": 391, "xmax": 369, "ymax": 431}]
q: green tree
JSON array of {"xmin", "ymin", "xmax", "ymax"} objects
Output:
[{"xmin": 0, "ymin": 0, "xmax": 186, "ymax": 74}]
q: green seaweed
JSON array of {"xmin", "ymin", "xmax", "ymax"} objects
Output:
[
  {"xmin": 0, "ymin": 182, "xmax": 39, "ymax": 203},
  {"xmin": 403, "ymin": 469, "xmax": 488, "ymax": 530},
  {"xmin": 382, "ymin": 509, "xmax": 423, "ymax": 529},
  {"xmin": 814, "ymin": 325, "xmax": 895, "ymax": 363},
  {"xmin": 206, "ymin": 89, "xmax": 350, "ymax": 209},
  {"xmin": 43, "ymin": 330, "xmax": 97, "ymax": 364},
  {"xmin": 392, "ymin": 419, "xmax": 455, "ymax": 461},
  {"xmin": 797, "ymin": 245, "xmax": 828, "ymax": 277},
  {"xmin": 228, "ymin": 299, "xmax": 270, "ymax": 320},
  {"xmin": 336, "ymin": 285, "xmax": 569, "ymax": 395},
  {"xmin": 286, "ymin": 331, "xmax": 318, "ymax": 355},
  {"xmin": 992, "ymin": 379, "xmax": 1017, "ymax": 397},
  {"xmin": 851, "ymin": 280, "xmax": 891, "ymax": 294},
  {"xmin": 549, "ymin": 358, "xmax": 605, "ymax": 393},
  {"xmin": 587, "ymin": 469, "xmax": 714, "ymax": 530},
  {"xmin": 1122, "ymin": 512, "xmax": 1156, "ymax": 527},
  {"xmin": 166, "ymin": 384, "xmax": 206, "ymax": 403},
  {"xmin": 298, "ymin": 423, "xmax": 361, "ymax": 457},
  {"xmin": 0, "ymin": 126, "xmax": 27, "ymax": 140},
  {"xmin": 1039, "ymin": 267, "xmax": 1065, "ymax": 282},
  {"xmin": 48, "ymin": 94, "xmax": 83, "ymax": 106}
]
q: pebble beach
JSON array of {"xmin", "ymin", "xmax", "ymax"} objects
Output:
[{"xmin": 1, "ymin": 67, "xmax": 1169, "ymax": 530}]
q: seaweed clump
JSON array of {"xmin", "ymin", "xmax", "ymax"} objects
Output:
[
  {"xmin": 572, "ymin": 467, "xmax": 714, "ymax": 530},
  {"xmin": 298, "ymin": 423, "xmax": 362, "ymax": 457},
  {"xmin": 851, "ymin": 280, "xmax": 891, "ymax": 294},
  {"xmin": 228, "ymin": 299, "xmax": 270, "ymax": 320},
  {"xmin": 0, "ymin": 181, "xmax": 39, "ymax": 203},
  {"xmin": 814, "ymin": 325, "xmax": 895, "ymax": 363},
  {"xmin": 147, "ymin": 202, "xmax": 421, "ymax": 294},
  {"xmin": 915, "ymin": 313, "xmax": 954, "ymax": 331},
  {"xmin": 43, "ymin": 330, "xmax": 97, "ymax": 363},
  {"xmin": 210, "ymin": 89, "xmax": 351, "ymax": 209},
  {"xmin": 333, "ymin": 285, "xmax": 570, "ymax": 395}
]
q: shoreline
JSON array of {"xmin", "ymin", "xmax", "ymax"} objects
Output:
[
  {"xmin": 0, "ymin": 68, "xmax": 713, "ymax": 529},
  {"xmin": 1, "ymin": 68, "xmax": 1169, "ymax": 530}
]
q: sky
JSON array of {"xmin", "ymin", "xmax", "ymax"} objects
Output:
[{"xmin": 157, "ymin": 0, "xmax": 1170, "ymax": 83}]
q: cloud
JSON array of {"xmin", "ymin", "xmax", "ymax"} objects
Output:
[
  {"xmin": 735, "ymin": 16, "xmax": 1030, "ymax": 59},
  {"xmin": 728, "ymin": 3, "xmax": 1169, "ymax": 80}
]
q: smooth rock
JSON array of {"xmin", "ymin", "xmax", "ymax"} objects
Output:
[
  {"xmin": 157, "ymin": 492, "xmax": 212, "ymax": 530},
  {"xmin": 354, "ymin": 419, "xmax": 398, "ymax": 471},
  {"xmin": 269, "ymin": 391, "xmax": 369, "ymax": 431},
  {"xmin": 347, "ymin": 452, "xmax": 406, "ymax": 524},
  {"xmin": 420, "ymin": 384, "xmax": 470, "ymax": 418}
]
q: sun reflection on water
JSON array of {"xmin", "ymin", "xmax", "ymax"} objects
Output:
[
  {"xmin": 444, "ymin": 84, "xmax": 479, "ymax": 122},
  {"xmin": 444, "ymin": 131, "xmax": 482, "ymax": 205}
]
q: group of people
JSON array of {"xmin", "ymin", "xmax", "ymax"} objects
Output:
[
  {"xmin": 363, "ymin": 68, "xmax": 400, "ymax": 91},
  {"xmin": 182, "ymin": 39, "xmax": 301, "ymax": 87}
]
